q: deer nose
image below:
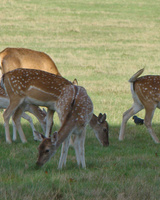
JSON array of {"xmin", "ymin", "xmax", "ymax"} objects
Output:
[
  {"xmin": 36, "ymin": 161, "xmax": 43, "ymax": 167},
  {"xmin": 103, "ymin": 141, "xmax": 109, "ymax": 147}
]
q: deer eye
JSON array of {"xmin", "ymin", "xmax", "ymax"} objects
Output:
[
  {"xmin": 45, "ymin": 149, "xmax": 50, "ymax": 153},
  {"xmin": 103, "ymin": 128, "xmax": 107, "ymax": 132}
]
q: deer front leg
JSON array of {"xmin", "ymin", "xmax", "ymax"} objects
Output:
[
  {"xmin": 45, "ymin": 109, "xmax": 54, "ymax": 137},
  {"xmin": 78, "ymin": 128, "xmax": 86, "ymax": 168},
  {"xmin": 21, "ymin": 112, "xmax": 39, "ymax": 141},
  {"xmin": 119, "ymin": 104, "xmax": 143, "ymax": 141},
  {"xmin": 73, "ymin": 128, "xmax": 86, "ymax": 168},
  {"xmin": 58, "ymin": 134, "xmax": 72, "ymax": 169},
  {"xmin": 72, "ymin": 135, "xmax": 80, "ymax": 166},
  {"xmin": 12, "ymin": 111, "xmax": 38, "ymax": 141},
  {"xmin": 27, "ymin": 105, "xmax": 47, "ymax": 133}
]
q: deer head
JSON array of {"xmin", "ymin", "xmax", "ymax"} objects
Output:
[
  {"xmin": 36, "ymin": 131, "xmax": 58, "ymax": 166},
  {"xmin": 90, "ymin": 113, "xmax": 109, "ymax": 146}
]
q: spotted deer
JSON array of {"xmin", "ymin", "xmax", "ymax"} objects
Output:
[
  {"xmin": 0, "ymin": 47, "xmax": 61, "ymax": 140},
  {"xmin": 2, "ymin": 68, "xmax": 109, "ymax": 168},
  {"xmin": 36, "ymin": 113, "xmax": 109, "ymax": 169},
  {"xmin": 0, "ymin": 48, "xmax": 109, "ymax": 146},
  {"xmin": 119, "ymin": 68, "xmax": 160, "ymax": 143},
  {"xmin": 0, "ymin": 85, "xmax": 47, "ymax": 141}
]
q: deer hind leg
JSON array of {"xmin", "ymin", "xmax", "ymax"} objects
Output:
[
  {"xmin": 58, "ymin": 134, "xmax": 71, "ymax": 169},
  {"xmin": 144, "ymin": 104, "xmax": 160, "ymax": 144},
  {"xmin": 12, "ymin": 104, "xmax": 27, "ymax": 143},
  {"xmin": 119, "ymin": 103, "xmax": 143, "ymax": 141},
  {"xmin": 3, "ymin": 99, "xmax": 24, "ymax": 144},
  {"xmin": 74, "ymin": 128, "xmax": 86, "ymax": 169}
]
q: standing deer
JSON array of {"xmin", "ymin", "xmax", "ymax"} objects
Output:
[
  {"xmin": 2, "ymin": 68, "xmax": 109, "ymax": 168},
  {"xmin": 0, "ymin": 47, "xmax": 61, "ymax": 141},
  {"xmin": 0, "ymin": 86, "xmax": 47, "ymax": 141},
  {"xmin": 0, "ymin": 47, "xmax": 109, "ymax": 146},
  {"xmin": 36, "ymin": 113, "xmax": 109, "ymax": 169},
  {"xmin": 119, "ymin": 68, "xmax": 160, "ymax": 143}
]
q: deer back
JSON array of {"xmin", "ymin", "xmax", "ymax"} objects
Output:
[
  {"xmin": 133, "ymin": 75, "xmax": 160, "ymax": 103},
  {"xmin": 2, "ymin": 68, "xmax": 72, "ymax": 104},
  {"xmin": 0, "ymin": 47, "xmax": 61, "ymax": 75},
  {"xmin": 55, "ymin": 84, "xmax": 93, "ymax": 131}
]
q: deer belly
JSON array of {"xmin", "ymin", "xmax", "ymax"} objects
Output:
[
  {"xmin": 27, "ymin": 86, "xmax": 58, "ymax": 99},
  {"xmin": 25, "ymin": 96, "xmax": 56, "ymax": 110}
]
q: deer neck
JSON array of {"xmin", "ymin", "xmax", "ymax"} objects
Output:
[
  {"xmin": 89, "ymin": 113, "xmax": 96, "ymax": 129},
  {"xmin": 55, "ymin": 85, "xmax": 78, "ymax": 148}
]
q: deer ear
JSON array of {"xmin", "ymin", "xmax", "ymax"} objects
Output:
[
  {"xmin": 97, "ymin": 113, "xmax": 107, "ymax": 124},
  {"xmin": 97, "ymin": 113, "xmax": 103, "ymax": 124},
  {"xmin": 34, "ymin": 131, "xmax": 46, "ymax": 141},
  {"xmin": 51, "ymin": 131, "xmax": 58, "ymax": 145},
  {"xmin": 101, "ymin": 113, "xmax": 107, "ymax": 123},
  {"xmin": 73, "ymin": 78, "xmax": 78, "ymax": 85}
]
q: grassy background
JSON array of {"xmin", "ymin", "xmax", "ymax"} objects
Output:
[{"xmin": 0, "ymin": 0, "xmax": 160, "ymax": 199}]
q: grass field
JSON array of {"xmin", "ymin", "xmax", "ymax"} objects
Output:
[{"xmin": 0, "ymin": 0, "xmax": 160, "ymax": 199}]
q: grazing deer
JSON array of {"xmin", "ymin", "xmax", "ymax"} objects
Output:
[
  {"xmin": 36, "ymin": 113, "xmax": 109, "ymax": 169},
  {"xmin": 0, "ymin": 85, "xmax": 47, "ymax": 141},
  {"xmin": 0, "ymin": 48, "xmax": 109, "ymax": 146},
  {"xmin": 119, "ymin": 68, "xmax": 160, "ymax": 143},
  {"xmin": 0, "ymin": 47, "xmax": 61, "ymax": 77},
  {"xmin": 89, "ymin": 113, "xmax": 109, "ymax": 146},
  {"xmin": 0, "ymin": 47, "xmax": 60, "ymax": 140},
  {"xmin": 2, "ymin": 68, "xmax": 109, "ymax": 168}
]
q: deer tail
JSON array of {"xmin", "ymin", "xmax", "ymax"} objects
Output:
[{"xmin": 129, "ymin": 68, "xmax": 144, "ymax": 82}]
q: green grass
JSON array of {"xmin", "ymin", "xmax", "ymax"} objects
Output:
[{"xmin": 1, "ymin": 0, "xmax": 160, "ymax": 199}]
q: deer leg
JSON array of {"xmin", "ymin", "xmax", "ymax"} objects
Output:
[
  {"xmin": 12, "ymin": 117, "xmax": 17, "ymax": 141},
  {"xmin": 12, "ymin": 105, "xmax": 27, "ymax": 143},
  {"xmin": 73, "ymin": 128, "xmax": 86, "ymax": 168},
  {"xmin": 78, "ymin": 128, "xmax": 86, "ymax": 168},
  {"xmin": 58, "ymin": 134, "xmax": 71, "ymax": 169},
  {"xmin": 73, "ymin": 135, "xmax": 81, "ymax": 167},
  {"xmin": 144, "ymin": 105, "xmax": 160, "ymax": 144},
  {"xmin": 3, "ymin": 99, "xmax": 23, "ymax": 144},
  {"xmin": 27, "ymin": 105, "xmax": 47, "ymax": 133},
  {"xmin": 119, "ymin": 103, "xmax": 143, "ymax": 141},
  {"xmin": 45, "ymin": 109, "xmax": 54, "ymax": 137},
  {"xmin": 21, "ymin": 112, "xmax": 39, "ymax": 141}
]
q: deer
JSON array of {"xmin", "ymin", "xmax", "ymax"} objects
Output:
[
  {"xmin": 0, "ymin": 47, "xmax": 109, "ymax": 146},
  {"xmin": 0, "ymin": 47, "xmax": 61, "ymax": 77},
  {"xmin": 119, "ymin": 68, "xmax": 160, "ymax": 143},
  {"xmin": 2, "ymin": 68, "xmax": 109, "ymax": 168},
  {"xmin": 0, "ymin": 85, "xmax": 47, "ymax": 141},
  {"xmin": 0, "ymin": 47, "xmax": 61, "ymax": 141}
]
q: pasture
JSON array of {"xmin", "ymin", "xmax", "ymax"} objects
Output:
[{"xmin": 0, "ymin": 0, "xmax": 160, "ymax": 199}]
